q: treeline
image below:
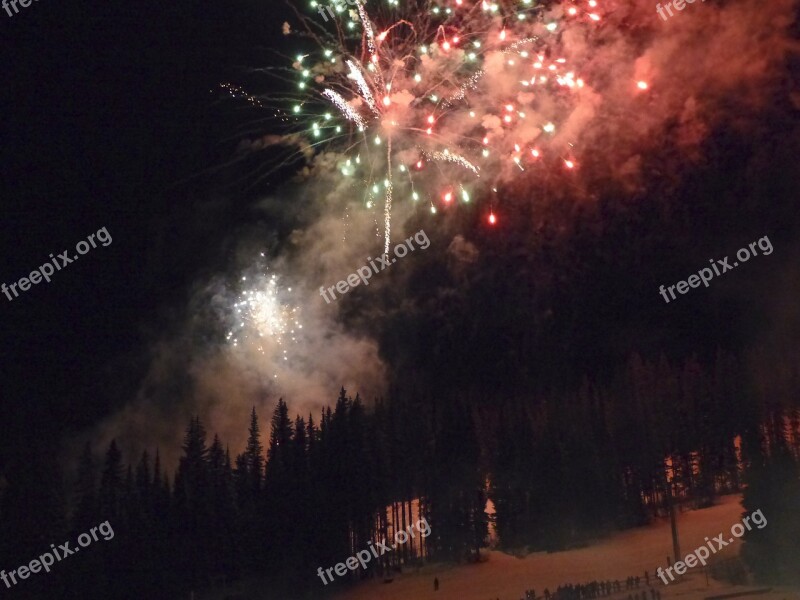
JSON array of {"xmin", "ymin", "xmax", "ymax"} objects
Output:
[{"xmin": 1, "ymin": 350, "xmax": 799, "ymax": 599}]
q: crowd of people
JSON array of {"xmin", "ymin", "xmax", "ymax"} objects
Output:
[{"xmin": 512, "ymin": 572, "xmax": 663, "ymax": 600}]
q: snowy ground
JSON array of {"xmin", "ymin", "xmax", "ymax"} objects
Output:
[{"xmin": 334, "ymin": 495, "xmax": 800, "ymax": 600}]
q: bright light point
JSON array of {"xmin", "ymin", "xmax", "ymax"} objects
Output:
[
  {"xmin": 412, "ymin": 192, "xmax": 419, "ymax": 200},
  {"xmin": 534, "ymin": 62, "xmax": 542, "ymax": 68},
  {"xmin": 420, "ymin": 45, "xmax": 428, "ymax": 53},
  {"xmin": 483, "ymin": 136, "xmax": 489, "ymax": 144},
  {"xmin": 426, "ymin": 127, "xmax": 433, "ymax": 135},
  {"xmin": 577, "ymin": 78, "xmax": 585, "ymax": 87},
  {"xmin": 430, "ymin": 95, "xmax": 438, "ymax": 102},
  {"xmin": 468, "ymin": 52, "xmax": 477, "ymax": 60},
  {"xmin": 488, "ymin": 212, "xmax": 497, "ymax": 224},
  {"xmin": 298, "ymin": 82, "xmax": 306, "ymax": 89},
  {"xmin": 482, "ymin": 149, "xmax": 490, "ymax": 157},
  {"xmin": 543, "ymin": 122, "xmax": 555, "ymax": 133},
  {"xmin": 505, "ymin": 104, "xmax": 514, "ymax": 111},
  {"xmin": 514, "ymin": 144, "xmax": 521, "ymax": 152},
  {"xmin": 518, "ymin": 14, "xmax": 525, "ymax": 20},
  {"xmin": 589, "ymin": 13, "xmax": 600, "ymax": 20},
  {"xmin": 453, "ymin": 36, "xmax": 460, "ymax": 43},
  {"xmin": 297, "ymin": 54, "xmax": 304, "ymax": 62},
  {"xmin": 416, "ymin": 160, "xmax": 423, "ymax": 168},
  {"xmin": 637, "ymin": 80, "xmax": 649, "ymax": 90},
  {"xmin": 372, "ymin": 185, "xmax": 380, "ymax": 193},
  {"xmin": 324, "ymin": 113, "xmax": 331, "ymax": 120},
  {"xmin": 565, "ymin": 160, "xmax": 575, "ymax": 169},
  {"xmin": 589, "ymin": 0, "xmax": 597, "ymax": 6},
  {"xmin": 531, "ymin": 149, "xmax": 540, "ymax": 157},
  {"xmin": 427, "ymin": 115, "xmax": 435, "ymax": 124},
  {"xmin": 462, "ymin": 190, "xmax": 470, "ymax": 202},
  {"xmin": 302, "ymin": 69, "xmax": 310, "ymax": 77},
  {"xmin": 383, "ymin": 96, "xmax": 392, "ymax": 106},
  {"xmin": 499, "ymin": 29, "xmax": 507, "ymax": 41},
  {"xmin": 336, "ymin": 126, "xmax": 342, "ymax": 133},
  {"xmin": 399, "ymin": 165, "xmax": 406, "ymax": 172},
  {"xmin": 378, "ymin": 31, "xmax": 388, "ymax": 41},
  {"xmin": 504, "ymin": 115, "xmax": 512, "ymax": 123},
  {"xmin": 568, "ymin": 6, "xmax": 577, "ymax": 14},
  {"xmin": 521, "ymin": 51, "xmax": 529, "ymax": 58},
  {"xmin": 508, "ymin": 60, "xmax": 515, "ymax": 65},
  {"xmin": 384, "ymin": 179, "xmax": 390, "ymax": 188},
  {"xmin": 469, "ymin": 111, "xmax": 476, "ymax": 118},
  {"xmin": 444, "ymin": 192, "xmax": 453, "ymax": 202},
  {"xmin": 474, "ymin": 41, "xmax": 481, "ymax": 48},
  {"xmin": 293, "ymin": 105, "xmax": 301, "ymax": 113},
  {"xmin": 324, "ymin": 49, "xmax": 333, "ymax": 57},
  {"xmin": 442, "ymin": 41, "xmax": 451, "ymax": 51},
  {"xmin": 414, "ymin": 74, "xmax": 422, "ymax": 82},
  {"xmin": 386, "ymin": 83, "xmax": 392, "ymax": 91},
  {"xmin": 519, "ymin": 112, "xmax": 526, "ymax": 118},
  {"xmin": 367, "ymin": 200, "xmax": 373, "ymax": 208},
  {"xmin": 375, "ymin": 136, "xmax": 381, "ymax": 145},
  {"xmin": 546, "ymin": 22, "xmax": 557, "ymax": 31}
]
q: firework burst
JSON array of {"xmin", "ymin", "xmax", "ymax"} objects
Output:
[
  {"xmin": 240, "ymin": 0, "xmax": 629, "ymax": 249},
  {"xmin": 226, "ymin": 268, "xmax": 302, "ymax": 376}
]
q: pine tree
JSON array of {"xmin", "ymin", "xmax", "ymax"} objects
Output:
[
  {"xmin": 99, "ymin": 439, "xmax": 124, "ymax": 522},
  {"xmin": 174, "ymin": 416, "xmax": 212, "ymax": 589}
]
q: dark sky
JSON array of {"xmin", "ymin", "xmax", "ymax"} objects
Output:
[
  {"xmin": 0, "ymin": 0, "xmax": 291, "ymax": 456},
  {"xmin": 1, "ymin": 0, "xmax": 798, "ymax": 463}
]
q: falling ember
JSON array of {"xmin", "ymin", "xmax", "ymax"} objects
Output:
[
  {"xmin": 637, "ymin": 81, "xmax": 649, "ymax": 90},
  {"xmin": 564, "ymin": 159, "xmax": 575, "ymax": 169},
  {"xmin": 488, "ymin": 212, "xmax": 497, "ymax": 224}
]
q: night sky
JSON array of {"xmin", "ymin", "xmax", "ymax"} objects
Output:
[{"xmin": 1, "ymin": 0, "xmax": 799, "ymax": 476}]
